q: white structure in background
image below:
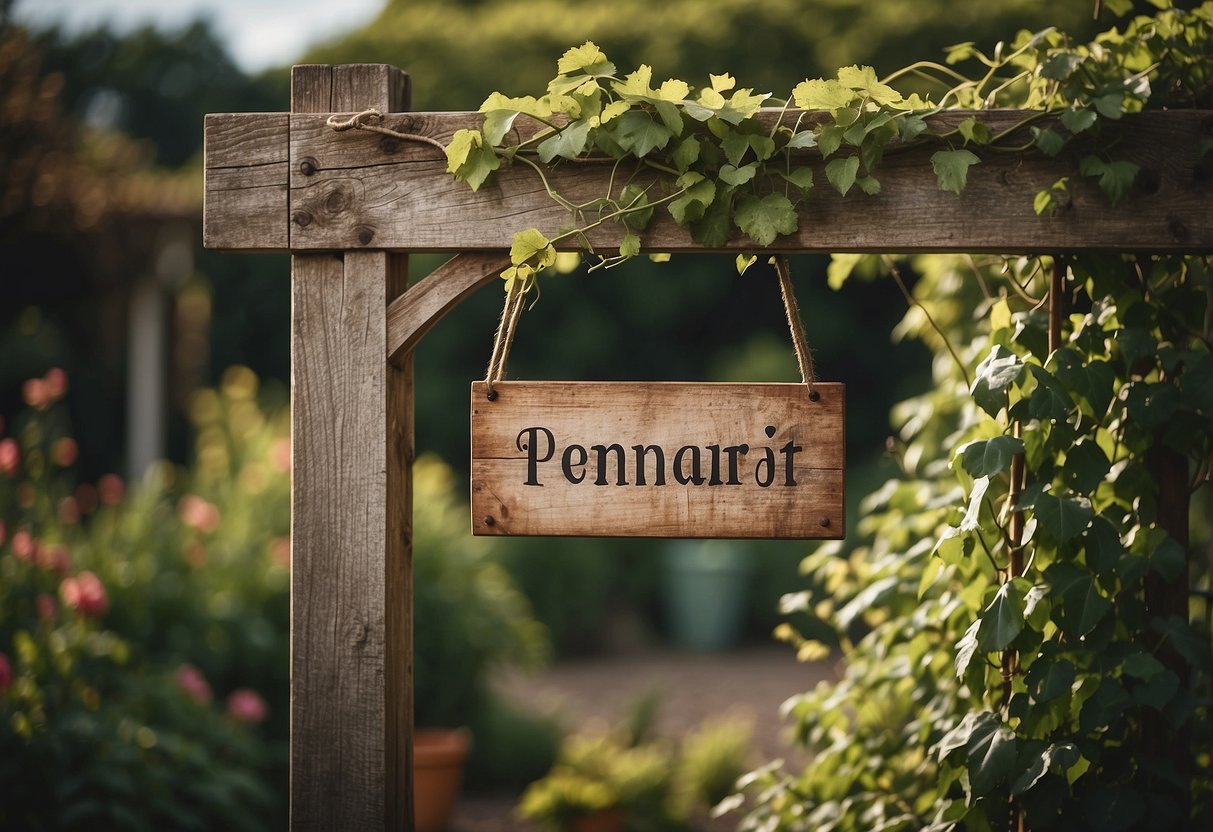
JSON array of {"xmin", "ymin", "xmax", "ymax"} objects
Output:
[{"xmin": 125, "ymin": 223, "xmax": 192, "ymax": 479}]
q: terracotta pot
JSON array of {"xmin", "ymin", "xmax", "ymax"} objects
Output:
[
  {"xmin": 413, "ymin": 728, "xmax": 471, "ymax": 832},
  {"xmin": 568, "ymin": 806, "xmax": 625, "ymax": 832}
]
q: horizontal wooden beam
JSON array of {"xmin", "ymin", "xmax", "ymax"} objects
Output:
[{"xmin": 204, "ymin": 109, "xmax": 1213, "ymax": 254}]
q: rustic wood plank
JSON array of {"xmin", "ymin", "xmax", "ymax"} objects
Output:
[
  {"xmin": 386, "ymin": 252, "xmax": 511, "ymax": 360},
  {"xmin": 290, "ymin": 64, "xmax": 413, "ymax": 832},
  {"xmin": 276, "ymin": 108, "xmax": 1211, "ymax": 253},
  {"xmin": 470, "ymin": 381, "xmax": 845, "ymax": 538},
  {"xmin": 203, "ymin": 112, "xmax": 289, "ymax": 250}
]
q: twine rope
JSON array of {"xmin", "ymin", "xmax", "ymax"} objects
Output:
[
  {"xmin": 484, "ymin": 282, "xmax": 527, "ymax": 399},
  {"xmin": 326, "ymin": 109, "xmax": 447, "ymax": 154},
  {"xmin": 774, "ymin": 255, "xmax": 819, "ymax": 401}
]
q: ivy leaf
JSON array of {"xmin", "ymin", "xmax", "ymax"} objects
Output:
[
  {"xmin": 445, "ymin": 128, "xmax": 501, "ymax": 191},
  {"xmin": 781, "ymin": 168, "xmax": 814, "ymax": 192},
  {"xmin": 619, "ymin": 232, "xmax": 641, "ymax": 258},
  {"xmin": 961, "ymin": 435, "xmax": 1024, "ymax": 477},
  {"xmin": 719, "ymin": 163, "xmax": 758, "ymax": 186},
  {"xmin": 977, "ymin": 579, "xmax": 1027, "ymax": 652},
  {"xmin": 1031, "ymin": 126, "xmax": 1067, "ymax": 157},
  {"xmin": 619, "ymin": 183, "xmax": 654, "ymax": 231},
  {"xmin": 1060, "ymin": 108, "xmax": 1098, "ymax": 134},
  {"xmin": 1062, "ymin": 440, "xmax": 1111, "ymax": 495},
  {"xmin": 537, "ymin": 119, "xmax": 592, "ymax": 162},
  {"xmin": 1033, "ymin": 491, "xmax": 1093, "ymax": 543},
  {"xmin": 792, "ymin": 78, "xmax": 855, "ymax": 111},
  {"xmin": 690, "ymin": 187, "xmax": 735, "ymax": 247},
  {"xmin": 722, "ymin": 130, "xmax": 750, "ymax": 166},
  {"xmin": 1133, "ymin": 669, "xmax": 1179, "ymax": 711},
  {"xmin": 836, "ymin": 65, "xmax": 903, "ymax": 107},
  {"xmin": 855, "ymin": 176, "xmax": 881, "ymax": 195},
  {"xmin": 1027, "ymin": 365, "xmax": 1072, "ymax": 422},
  {"xmin": 1084, "ymin": 516, "xmax": 1124, "ymax": 574},
  {"xmin": 599, "ymin": 99, "xmax": 631, "ymax": 124},
  {"xmin": 1121, "ymin": 652, "xmax": 1164, "ymax": 681},
  {"xmin": 735, "ymin": 253, "xmax": 757, "ymax": 275},
  {"xmin": 937, "ymin": 711, "xmax": 998, "ymax": 761},
  {"xmin": 971, "ymin": 346, "xmax": 1023, "ymax": 416},
  {"xmin": 825, "ymin": 156, "xmax": 860, "ymax": 196},
  {"xmin": 671, "ymin": 136, "xmax": 701, "ymax": 172},
  {"xmin": 1079, "ymin": 156, "xmax": 1138, "ymax": 205},
  {"xmin": 667, "ymin": 173, "xmax": 717, "ymax": 225},
  {"xmin": 1042, "ymin": 52, "xmax": 1084, "ymax": 81},
  {"xmin": 1150, "ymin": 537, "xmax": 1186, "ymax": 582},
  {"xmin": 954, "ymin": 619, "xmax": 981, "ymax": 678},
  {"xmin": 931, "ymin": 148, "xmax": 980, "ymax": 194},
  {"xmin": 509, "ymin": 228, "xmax": 557, "ymax": 268},
  {"xmin": 734, "ymin": 193, "xmax": 798, "ymax": 246},
  {"xmin": 1029, "ymin": 658, "xmax": 1076, "ymax": 704},
  {"xmin": 957, "ymin": 117, "xmax": 991, "ymax": 146},
  {"xmin": 1079, "ymin": 678, "xmax": 1130, "ymax": 732},
  {"xmin": 1046, "ymin": 562, "xmax": 1111, "ymax": 636},
  {"xmin": 968, "ymin": 724, "xmax": 1018, "ymax": 797},
  {"xmin": 1053, "ymin": 351, "xmax": 1115, "ymax": 416},
  {"xmin": 900, "ymin": 115, "xmax": 928, "ymax": 142},
  {"xmin": 1012, "ymin": 743, "xmax": 1080, "ymax": 795},
  {"xmin": 610, "ymin": 111, "xmax": 672, "ymax": 157},
  {"xmin": 785, "ymin": 131, "xmax": 817, "ymax": 149},
  {"xmin": 1180, "ymin": 353, "xmax": 1213, "ymax": 413},
  {"xmin": 817, "ymin": 125, "xmax": 845, "ymax": 158},
  {"xmin": 556, "ymin": 42, "xmax": 616, "ymax": 77}
]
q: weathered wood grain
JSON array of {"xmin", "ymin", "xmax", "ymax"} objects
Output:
[
  {"xmin": 203, "ymin": 112, "xmax": 289, "ymax": 250},
  {"xmin": 290, "ymin": 64, "xmax": 413, "ymax": 832},
  {"xmin": 386, "ymin": 252, "xmax": 511, "ymax": 361},
  {"xmin": 204, "ymin": 107, "xmax": 1213, "ymax": 253},
  {"xmin": 470, "ymin": 381, "xmax": 845, "ymax": 538}
]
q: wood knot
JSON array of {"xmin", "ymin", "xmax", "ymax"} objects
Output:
[
  {"xmin": 324, "ymin": 188, "xmax": 349, "ymax": 214},
  {"xmin": 349, "ymin": 620, "xmax": 369, "ymax": 647},
  {"xmin": 299, "ymin": 157, "xmax": 318, "ymax": 176},
  {"xmin": 379, "ymin": 135, "xmax": 401, "ymax": 154},
  {"xmin": 292, "ymin": 211, "xmax": 312, "ymax": 228},
  {"xmin": 1168, "ymin": 216, "xmax": 1189, "ymax": 242},
  {"xmin": 356, "ymin": 226, "xmax": 375, "ymax": 246},
  {"xmin": 1136, "ymin": 168, "xmax": 1160, "ymax": 195}
]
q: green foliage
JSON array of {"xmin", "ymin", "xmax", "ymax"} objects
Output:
[{"xmin": 419, "ymin": 2, "xmax": 1213, "ymax": 294}]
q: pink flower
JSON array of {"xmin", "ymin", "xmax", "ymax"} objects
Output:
[
  {"xmin": 176, "ymin": 664, "xmax": 213, "ymax": 704},
  {"xmin": 60, "ymin": 571, "xmax": 107, "ymax": 618},
  {"xmin": 58, "ymin": 497, "xmax": 80, "ymax": 525},
  {"xmin": 0, "ymin": 438, "xmax": 18, "ymax": 477},
  {"xmin": 22, "ymin": 378, "xmax": 48, "ymax": 409},
  {"xmin": 44, "ymin": 368, "xmax": 68, "ymax": 400},
  {"xmin": 226, "ymin": 688, "xmax": 267, "ymax": 723},
  {"xmin": 11, "ymin": 529, "xmax": 34, "ymax": 561},
  {"xmin": 36, "ymin": 594, "xmax": 57, "ymax": 621},
  {"xmin": 97, "ymin": 474, "xmax": 124, "ymax": 506},
  {"xmin": 269, "ymin": 537, "xmax": 290, "ymax": 567},
  {"xmin": 0, "ymin": 652, "xmax": 11, "ymax": 694},
  {"xmin": 179, "ymin": 495, "xmax": 221, "ymax": 534},
  {"xmin": 52, "ymin": 437, "xmax": 78, "ymax": 467}
]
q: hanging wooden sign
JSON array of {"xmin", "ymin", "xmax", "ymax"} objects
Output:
[{"xmin": 470, "ymin": 381, "xmax": 845, "ymax": 539}]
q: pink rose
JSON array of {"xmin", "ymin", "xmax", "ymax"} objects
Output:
[
  {"xmin": 11, "ymin": 530, "xmax": 34, "ymax": 561},
  {"xmin": 0, "ymin": 438, "xmax": 18, "ymax": 477},
  {"xmin": 21, "ymin": 378, "xmax": 48, "ymax": 409},
  {"xmin": 44, "ymin": 368, "xmax": 68, "ymax": 400},
  {"xmin": 179, "ymin": 495, "xmax": 221, "ymax": 534},
  {"xmin": 36, "ymin": 594, "xmax": 57, "ymax": 621},
  {"xmin": 0, "ymin": 652, "xmax": 11, "ymax": 694},
  {"xmin": 97, "ymin": 474, "xmax": 125, "ymax": 506},
  {"xmin": 226, "ymin": 688, "xmax": 268, "ymax": 723},
  {"xmin": 175, "ymin": 664, "xmax": 213, "ymax": 704},
  {"xmin": 60, "ymin": 571, "xmax": 107, "ymax": 618}
]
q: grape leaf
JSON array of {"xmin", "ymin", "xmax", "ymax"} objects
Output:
[
  {"xmin": 931, "ymin": 148, "xmax": 980, "ymax": 194},
  {"xmin": 961, "ymin": 435, "xmax": 1024, "ymax": 477},
  {"xmin": 825, "ymin": 156, "xmax": 860, "ymax": 196},
  {"xmin": 734, "ymin": 193, "xmax": 798, "ymax": 246}
]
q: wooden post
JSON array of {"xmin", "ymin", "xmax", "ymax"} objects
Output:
[{"xmin": 290, "ymin": 64, "xmax": 413, "ymax": 831}]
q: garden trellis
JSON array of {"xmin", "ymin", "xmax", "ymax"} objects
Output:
[{"xmin": 202, "ymin": 61, "xmax": 1210, "ymax": 830}]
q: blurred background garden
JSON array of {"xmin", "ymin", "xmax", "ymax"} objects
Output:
[{"xmin": 2, "ymin": 1, "xmax": 1209, "ymax": 830}]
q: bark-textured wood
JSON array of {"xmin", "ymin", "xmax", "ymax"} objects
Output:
[
  {"xmin": 204, "ymin": 112, "xmax": 290, "ymax": 250},
  {"xmin": 386, "ymin": 253, "xmax": 510, "ymax": 360},
  {"xmin": 204, "ymin": 108, "xmax": 1213, "ymax": 253},
  {"xmin": 471, "ymin": 381, "xmax": 844, "ymax": 538},
  {"xmin": 290, "ymin": 64, "xmax": 413, "ymax": 832}
]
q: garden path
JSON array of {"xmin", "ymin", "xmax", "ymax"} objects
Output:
[{"xmin": 455, "ymin": 646, "xmax": 837, "ymax": 831}]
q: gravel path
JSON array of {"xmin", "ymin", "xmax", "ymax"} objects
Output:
[{"xmin": 452, "ymin": 646, "xmax": 837, "ymax": 831}]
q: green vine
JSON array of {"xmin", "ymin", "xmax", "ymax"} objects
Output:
[{"xmin": 443, "ymin": 1, "xmax": 1211, "ymax": 291}]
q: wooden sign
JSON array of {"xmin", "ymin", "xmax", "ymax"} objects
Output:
[{"xmin": 470, "ymin": 381, "xmax": 844, "ymax": 538}]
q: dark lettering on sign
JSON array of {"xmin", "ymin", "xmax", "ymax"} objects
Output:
[{"xmin": 516, "ymin": 425, "xmax": 801, "ymax": 488}]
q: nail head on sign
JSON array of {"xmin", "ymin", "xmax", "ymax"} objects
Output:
[
  {"xmin": 483, "ymin": 516, "xmax": 495, "ymax": 527},
  {"xmin": 819, "ymin": 517, "xmax": 830, "ymax": 527}
]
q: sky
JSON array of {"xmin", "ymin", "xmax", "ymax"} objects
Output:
[{"xmin": 13, "ymin": 0, "xmax": 383, "ymax": 72}]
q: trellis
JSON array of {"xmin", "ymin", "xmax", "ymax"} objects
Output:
[{"xmin": 201, "ymin": 62, "xmax": 1211, "ymax": 830}]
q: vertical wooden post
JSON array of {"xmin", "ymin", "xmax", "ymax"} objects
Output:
[{"xmin": 290, "ymin": 64, "xmax": 413, "ymax": 830}]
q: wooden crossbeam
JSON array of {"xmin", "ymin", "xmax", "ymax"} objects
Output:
[{"xmin": 205, "ymin": 109, "xmax": 1213, "ymax": 254}]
